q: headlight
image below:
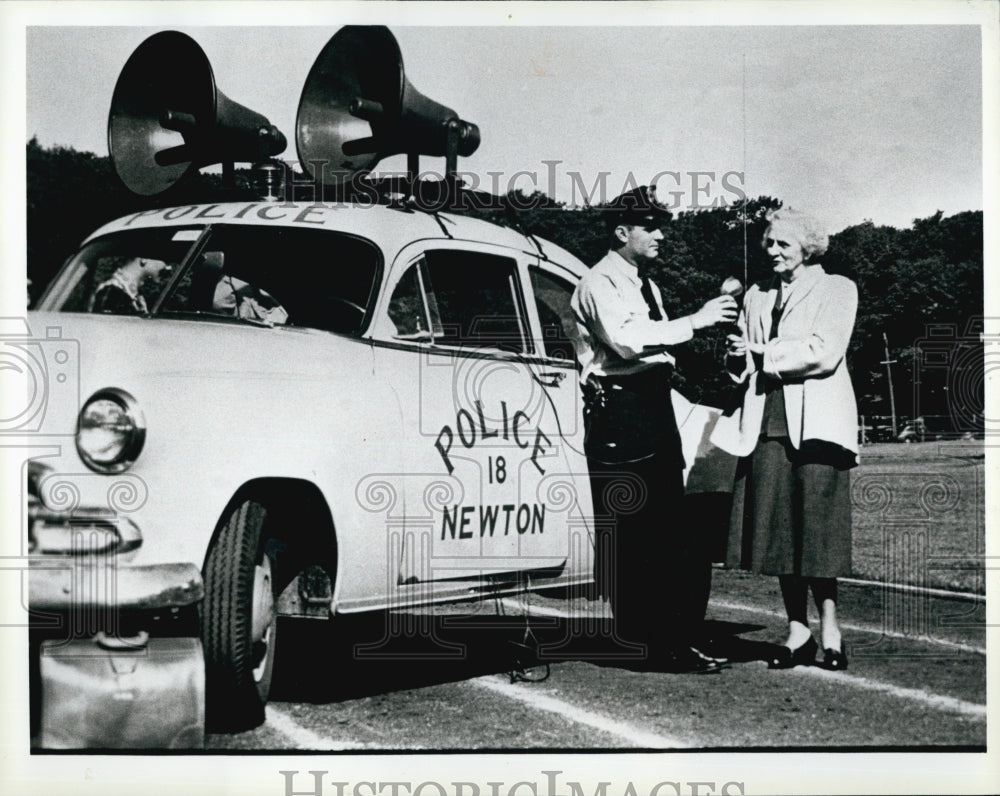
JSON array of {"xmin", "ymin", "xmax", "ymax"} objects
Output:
[{"xmin": 76, "ymin": 388, "xmax": 146, "ymax": 473}]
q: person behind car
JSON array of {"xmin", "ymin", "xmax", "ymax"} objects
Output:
[
  {"xmin": 716, "ymin": 207, "xmax": 858, "ymax": 671},
  {"xmin": 570, "ymin": 185, "xmax": 738, "ymax": 673},
  {"xmin": 89, "ymin": 256, "xmax": 171, "ymax": 314}
]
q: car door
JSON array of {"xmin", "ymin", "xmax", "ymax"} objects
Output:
[
  {"xmin": 521, "ymin": 259, "xmax": 595, "ymax": 586},
  {"xmin": 369, "ymin": 242, "xmax": 573, "ymax": 588}
]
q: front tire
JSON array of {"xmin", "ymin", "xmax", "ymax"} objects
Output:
[{"xmin": 202, "ymin": 500, "xmax": 278, "ymax": 731}]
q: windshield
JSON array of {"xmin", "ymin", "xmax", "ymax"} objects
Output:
[
  {"xmin": 40, "ymin": 226, "xmax": 202, "ymax": 315},
  {"xmin": 39, "ymin": 223, "xmax": 382, "ymax": 336}
]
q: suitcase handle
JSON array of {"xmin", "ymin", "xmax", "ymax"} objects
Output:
[{"xmin": 95, "ymin": 630, "xmax": 149, "ymax": 650}]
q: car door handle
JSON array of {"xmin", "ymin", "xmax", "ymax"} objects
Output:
[{"xmin": 535, "ymin": 371, "xmax": 567, "ymax": 387}]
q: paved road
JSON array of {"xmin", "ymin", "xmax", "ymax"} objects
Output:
[{"xmin": 206, "ymin": 568, "xmax": 986, "ymax": 751}]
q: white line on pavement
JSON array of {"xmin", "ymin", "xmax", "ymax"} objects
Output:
[
  {"xmin": 502, "ymin": 597, "xmax": 987, "ymax": 655},
  {"xmin": 266, "ymin": 705, "xmax": 370, "ymax": 750},
  {"xmin": 501, "ymin": 598, "xmax": 986, "ymax": 719},
  {"xmin": 708, "ymin": 599, "xmax": 987, "ymax": 656},
  {"xmin": 469, "ymin": 675, "xmax": 692, "ymax": 748},
  {"xmin": 839, "ymin": 577, "xmax": 984, "ymax": 602},
  {"xmin": 789, "ymin": 666, "xmax": 987, "ymax": 718}
]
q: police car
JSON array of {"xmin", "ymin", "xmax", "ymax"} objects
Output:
[{"xmin": 26, "ymin": 27, "xmax": 597, "ymax": 746}]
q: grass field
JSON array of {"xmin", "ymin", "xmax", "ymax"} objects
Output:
[{"xmin": 851, "ymin": 440, "xmax": 985, "ymax": 593}]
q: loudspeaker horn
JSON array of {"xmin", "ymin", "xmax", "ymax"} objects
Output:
[
  {"xmin": 296, "ymin": 26, "xmax": 480, "ymax": 186},
  {"xmin": 108, "ymin": 30, "xmax": 287, "ymax": 196}
]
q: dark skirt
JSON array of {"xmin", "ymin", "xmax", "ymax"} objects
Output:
[{"xmin": 727, "ymin": 436, "xmax": 853, "ymax": 577}]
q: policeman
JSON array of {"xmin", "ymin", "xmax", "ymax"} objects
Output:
[{"xmin": 571, "ymin": 185, "xmax": 737, "ymax": 672}]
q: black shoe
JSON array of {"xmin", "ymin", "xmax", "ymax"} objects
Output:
[
  {"xmin": 820, "ymin": 643, "xmax": 848, "ymax": 671},
  {"xmin": 664, "ymin": 646, "xmax": 729, "ymax": 674},
  {"xmin": 689, "ymin": 644, "xmax": 730, "ymax": 666},
  {"xmin": 767, "ymin": 636, "xmax": 817, "ymax": 669}
]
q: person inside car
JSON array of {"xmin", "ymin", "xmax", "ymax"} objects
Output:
[
  {"xmin": 89, "ymin": 255, "xmax": 172, "ymax": 314},
  {"xmin": 189, "ymin": 250, "xmax": 288, "ymax": 326},
  {"xmin": 211, "ymin": 274, "xmax": 288, "ymax": 326}
]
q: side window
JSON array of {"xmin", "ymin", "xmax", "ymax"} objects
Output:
[
  {"xmin": 386, "ymin": 262, "xmax": 436, "ymax": 341},
  {"xmin": 386, "ymin": 251, "xmax": 531, "ymax": 354},
  {"xmin": 529, "ymin": 267, "xmax": 579, "ymax": 364},
  {"xmin": 424, "ymin": 251, "xmax": 531, "ymax": 355}
]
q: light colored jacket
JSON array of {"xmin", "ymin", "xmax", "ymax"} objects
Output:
[{"xmin": 710, "ymin": 265, "xmax": 859, "ymax": 461}]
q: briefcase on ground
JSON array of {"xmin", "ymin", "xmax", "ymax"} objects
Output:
[{"xmin": 37, "ymin": 632, "xmax": 205, "ymax": 749}]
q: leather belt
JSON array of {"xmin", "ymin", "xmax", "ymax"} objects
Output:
[{"xmin": 593, "ymin": 365, "xmax": 672, "ymax": 395}]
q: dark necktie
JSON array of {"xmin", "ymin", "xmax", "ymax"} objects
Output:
[
  {"xmin": 769, "ymin": 294, "xmax": 785, "ymax": 341},
  {"xmin": 640, "ymin": 276, "xmax": 663, "ymax": 321}
]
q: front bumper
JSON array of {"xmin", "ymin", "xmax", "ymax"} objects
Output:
[
  {"xmin": 28, "ymin": 459, "xmax": 203, "ymax": 614},
  {"xmin": 29, "ymin": 559, "xmax": 204, "ymax": 612}
]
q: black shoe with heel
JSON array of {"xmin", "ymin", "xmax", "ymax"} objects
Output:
[
  {"xmin": 767, "ymin": 636, "xmax": 817, "ymax": 669},
  {"xmin": 820, "ymin": 643, "xmax": 848, "ymax": 671},
  {"xmin": 661, "ymin": 646, "xmax": 729, "ymax": 674}
]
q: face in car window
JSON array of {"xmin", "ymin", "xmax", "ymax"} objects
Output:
[
  {"xmin": 88, "ymin": 256, "xmax": 173, "ymax": 315},
  {"xmin": 42, "ymin": 227, "xmax": 200, "ymax": 314}
]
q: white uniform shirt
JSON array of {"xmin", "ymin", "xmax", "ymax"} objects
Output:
[{"xmin": 570, "ymin": 250, "xmax": 694, "ymax": 384}]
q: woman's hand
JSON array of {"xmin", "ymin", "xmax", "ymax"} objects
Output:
[
  {"xmin": 727, "ymin": 335, "xmax": 765, "ymax": 374},
  {"xmin": 726, "ymin": 333, "xmax": 747, "ymax": 358}
]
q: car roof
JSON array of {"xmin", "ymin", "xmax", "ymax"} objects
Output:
[{"xmin": 85, "ymin": 201, "xmax": 588, "ymax": 279}]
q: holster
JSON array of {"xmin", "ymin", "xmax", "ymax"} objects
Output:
[{"xmin": 583, "ymin": 368, "xmax": 676, "ymax": 465}]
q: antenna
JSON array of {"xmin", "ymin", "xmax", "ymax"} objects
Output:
[{"xmin": 742, "ymin": 51, "xmax": 748, "ymax": 290}]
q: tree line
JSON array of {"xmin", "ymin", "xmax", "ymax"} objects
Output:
[{"xmin": 26, "ymin": 139, "xmax": 983, "ymax": 433}]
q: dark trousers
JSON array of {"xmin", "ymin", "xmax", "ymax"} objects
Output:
[{"xmin": 585, "ymin": 377, "xmax": 713, "ymax": 653}]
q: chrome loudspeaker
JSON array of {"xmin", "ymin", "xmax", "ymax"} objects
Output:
[
  {"xmin": 109, "ymin": 30, "xmax": 287, "ymax": 196},
  {"xmin": 296, "ymin": 26, "xmax": 480, "ymax": 186}
]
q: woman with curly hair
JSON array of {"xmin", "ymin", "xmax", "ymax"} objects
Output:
[{"xmin": 715, "ymin": 207, "xmax": 859, "ymax": 670}]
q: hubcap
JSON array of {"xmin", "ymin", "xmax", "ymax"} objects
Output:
[{"xmin": 250, "ymin": 554, "xmax": 275, "ymax": 682}]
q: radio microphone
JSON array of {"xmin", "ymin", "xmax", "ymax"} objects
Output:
[
  {"xmin": 720, "ymin": 276, "xmax": 744, "ymax": 298},
  {"xmin": 720, "ymin": 276, "xmax": 743, "ymax": 336}
]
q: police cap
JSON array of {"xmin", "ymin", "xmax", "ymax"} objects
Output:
[{"xmin": 603, "ymin": 185, "xmax": 671, "ymax": 229}]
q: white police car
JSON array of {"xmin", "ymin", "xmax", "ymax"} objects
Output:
[
  {"xmin": 27, "ymin": 26, "xmax": 600, "ymax": 746},
  {"xmin": 30, "ymin": 197, "xmax": 595, "ymax": 739}
]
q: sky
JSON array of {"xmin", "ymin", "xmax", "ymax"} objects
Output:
[{"xmin": 19, "ymin": 10, "xmax": 989, "ymax": 235}]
